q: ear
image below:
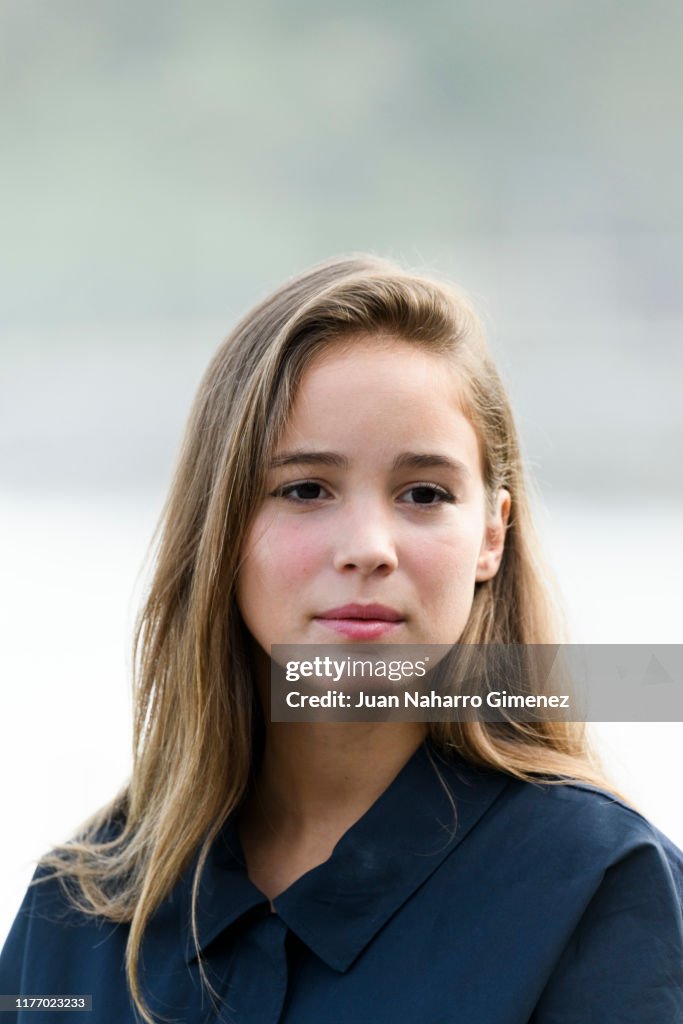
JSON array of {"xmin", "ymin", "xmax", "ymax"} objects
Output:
[{"xmin": 475, "ymin": 488, "xmax": 511, "ymax": 582}]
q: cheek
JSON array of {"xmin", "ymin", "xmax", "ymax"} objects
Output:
[
  {"xmin": 409, "ymin": 523, "xmax": 483, "ymax": 598},
  {"xmin": 240, "ymin": 514, "xmax": 325, "ymax": 597}
]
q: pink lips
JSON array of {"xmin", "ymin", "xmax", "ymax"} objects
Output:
[{"xmin": 314, "ymin": 603, "xmax": 404, "ymax": 639}]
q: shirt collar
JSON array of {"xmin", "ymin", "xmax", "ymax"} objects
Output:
[{"xmin": 183, "ymin": 742, "xmax": 510, "ymax": 971}]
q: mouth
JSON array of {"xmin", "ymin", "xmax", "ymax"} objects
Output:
[{"xmin": 313, "ymin": 603, "xmax": 405, "ymax": 639}]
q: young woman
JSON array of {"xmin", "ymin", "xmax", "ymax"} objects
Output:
[{"xmin": 2, "ymin": 255, "xmax": 683, "ymax": 1023}]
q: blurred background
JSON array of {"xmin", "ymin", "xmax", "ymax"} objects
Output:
[{"xmin": 1, "ymin": 0, "xmax": 682, "ymax": 943}]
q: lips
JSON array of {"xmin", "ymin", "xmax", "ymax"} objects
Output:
[
  {"xmin": 314, "ymin": 603, "xmax": 404, "ymax": 639},
  {"xmin": 316, "ymin": 603, "xmax": 403, "ymax": 622}
]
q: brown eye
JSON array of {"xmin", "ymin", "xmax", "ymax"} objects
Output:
[
  {"xmin": 272, "ymin": 481, "xmax": 330, "ymax": 502},
  {"xmin": 399, "ymin": 485, "xmax": 455, "ymax": 506},
  {"xmin": 291, "ymin": 482, "xmax": 325, "ymax": 500}
]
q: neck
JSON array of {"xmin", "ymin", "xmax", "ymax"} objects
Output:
[{"xmin": 248, "ymin": 721, "xmax": 427, "ymax": 837}]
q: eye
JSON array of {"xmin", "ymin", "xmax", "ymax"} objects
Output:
[
  {"xmin": 399, "ymin": 484, "xmax": 456, "ymax": 506},
  {"xmin": 271, "ymin": 480, "xmax": 331, "ymax": 503}
]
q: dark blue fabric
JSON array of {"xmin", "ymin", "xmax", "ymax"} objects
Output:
[{"xmin": 2, "ymin": 743, "xmax": 683, "ymax": 1023}]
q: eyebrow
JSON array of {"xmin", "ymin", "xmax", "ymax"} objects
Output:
[{"xmin": 268, "ymin": 449, "xmax": 471, "ymax": 478}]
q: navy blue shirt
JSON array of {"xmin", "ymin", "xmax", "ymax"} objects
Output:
[{"xmin": 2, "ymin": 744, "xmax": 683, "ymax": 1022}]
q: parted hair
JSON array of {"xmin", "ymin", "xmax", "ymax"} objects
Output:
[{"xmin": 40, "ymin": 254, "xmax": 608, "ymax": 1023}]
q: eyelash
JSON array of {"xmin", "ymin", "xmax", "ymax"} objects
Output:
[{"xmin": 270, "ymin": 480, "xmax": 456, "ymax": 507}]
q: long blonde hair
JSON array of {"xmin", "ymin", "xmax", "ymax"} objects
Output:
[{"xmin": 41, "ymin": 254, "xmax": 609, "ymax": 1022}]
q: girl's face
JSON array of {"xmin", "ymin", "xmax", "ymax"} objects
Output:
[{"xmin": 237, "ymin": 336, "xmax": 510, "ymax": 652}]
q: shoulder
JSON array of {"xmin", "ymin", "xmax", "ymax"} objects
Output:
[
  {"xmin": 497, "ymin": 773, "xmax": 683, "ymax": 902},
  {"xmin": 502, "ymin": 771, "xmax": 677, "ymax": 851},
  {"xmin": 437, "ymin": 752, "xmax": 683, "ymax": 901},
  {"xmin": 518, "ymin": 775, "xmax": 678, "ymax": 843},
  {"xmin": 0, "ymin": 815, "xmax": 130, "ymax": 993},
  {"xmin": 1, "ymin": 867, "xmax": 115, "ymax": 996},
  {"xmin": 507, "ymin": 784, "xmax": 683, "ymax": 1018},
  {"xmin": 442, "ymin": 751, "xmax": 675, "ymax": 857}
]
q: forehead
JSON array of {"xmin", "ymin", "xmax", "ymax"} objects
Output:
[
  {"xmin": 278, "ymin": 334, "xmax": 482, "ymax": 471},
  {"xmin": 291, "ymin": 333, "xmax": 462, "ymax": 411}
]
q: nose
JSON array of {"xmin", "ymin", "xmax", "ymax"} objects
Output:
[{"xmin": 331, "ymin": 499, "xmax": 399, "ymax": 576}]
